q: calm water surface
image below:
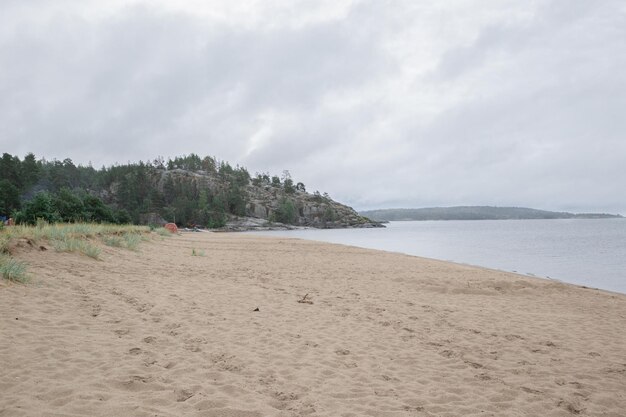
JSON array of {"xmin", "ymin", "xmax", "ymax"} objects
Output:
[{"xmin": 251, "ymin": 219, "xmax": 626, "ymax": 294}]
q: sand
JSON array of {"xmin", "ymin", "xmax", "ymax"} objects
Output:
[{"xmin": 1, "ymin": 232, "xmax": 625, "ymax": 417}]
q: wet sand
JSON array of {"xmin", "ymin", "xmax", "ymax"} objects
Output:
[{"xmin": 1, "ymin": 232, "xmax": 625, "ymax": 416}]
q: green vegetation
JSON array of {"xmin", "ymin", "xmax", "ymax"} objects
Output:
[
  {"xmin": 0, "ymin": 254, "xmax": 28, "ymax": 283},
  {"xmin": 52, "ymin": 237, "xmax": 101, "ymax": 259},
  {"xmin": 155, "ymin": 228, "xmax": 172, "ymax": 237},
  {"xmin": 272, "ymin": 198, "xmax": 297, "ymax": 224},
  {"xmin": 0, "ymin": 152, "xmax": 308, "ymax": 229},
  {"xmin": 122, "ymin": 233, "xmax": 142, "ymax": 251},
  {"xmin": 103, "ymin": 236, "xmax": 123, "ymax": 247},
  {"xmin": 0, "ymin": 223, "xmax": 155, "ymax": 283}
]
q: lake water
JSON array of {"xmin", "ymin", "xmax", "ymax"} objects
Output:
[{"xmin": 251, "ymin": 219, "xmax": 626, "ymax": 294}]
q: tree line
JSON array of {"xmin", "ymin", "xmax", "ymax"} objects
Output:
[{"xmin": 0, "ymin": 152, "xmax": 306, "ymax": 227}]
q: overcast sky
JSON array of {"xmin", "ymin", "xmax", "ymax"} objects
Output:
[{"xmin": 1, "ymin": 0, "xmax": 625, "ymax": 214}]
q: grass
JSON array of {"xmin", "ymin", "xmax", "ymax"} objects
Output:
[
  {"xmin": 51, "ymin": 236, "xmax": 101, "ymax": 259},
  {"xmin": 123, "ymin": 233, "xmax": 142, "ymax": 251},
  {"xmin": 103, "ymin": 236, "xmax": 123, "ymax": 247},
  {"xmin": 0, "ymin": 234, "xmax": 10, "ymax": 254},
  {"xmin": 0, "ymin": 222, "xmax": 161, "ymax": 282},
  {"xmin": 0, "ymin": 253, "xmax": 29, "ymax": 283},
  {"xmin": 191, "ymin": 248, "xmax": 205, "ymax": 257},
  {"xmin": 5, "ymin": 222, "xmax": 150, "ymax": 242},
  {"xmin": 155, "ymin": 228, "xmax": 172, "ymax": 237}
]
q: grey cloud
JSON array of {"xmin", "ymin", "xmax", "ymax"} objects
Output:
[
  {"xmin": 1, "ymin": 3, "xmax": 393, "ymax": 166},
  {"xmin": 0, "ymin": 1, "xmax": 624, "ymax": 214}
]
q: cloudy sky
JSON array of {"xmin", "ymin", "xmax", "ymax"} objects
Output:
[{"xmin": 1, "ymin": 0, "xmax": 625, "ymax": 214}]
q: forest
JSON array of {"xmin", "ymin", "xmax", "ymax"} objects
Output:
[{"xmin": 0, "ymin": 152, "xmax": 304, "ymax": 227}]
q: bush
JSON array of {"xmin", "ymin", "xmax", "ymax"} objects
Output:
[
  {"xmin": 82, "ymin": 195, "xmax": 115, "ymax": 223},
  {"xmin": 115, "ymin": 209, "xmax": 132, "ymax": 224},
  {"xmin": 16, "ymin": 192, "xmax": 60, "ymax": 225},
  {"xmin": 54, "ymin": 188, "xmax": 85, "ymax": 222},
  {"xmin": 272, "ymin": 199, "xmax": 296, "ymax": 224}
]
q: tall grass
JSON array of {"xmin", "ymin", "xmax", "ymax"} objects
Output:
[
  {"xmin": 0, "ymin": 234, "xmax": 10, "ymax": 254},
  {"xmin": 122, "ymin": 233, "xmax": 141, "ymax": 251},
  {"xmin": 52, "ymin": 236, "xmax": 101, "ymax": 259},
  {"xmin": 155, "ymin": 228, "xmax": 172, "ymax": 238},
  {"xmin": 0, "ymin": 223, "xmax": 157, "ymax": 282},
  {"xmin": 0, "ymin": 253, "xmax": 29, "ymax": 283},
  {"xmin": 103, "ymin": 236, "xmax": 123, "ymax": 247},
  {"xmin": 5, "ymin": 222, "xmax": 150, "ymax": 242}
]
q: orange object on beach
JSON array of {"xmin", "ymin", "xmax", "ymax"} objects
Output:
[{"xmin": 164, "ymin": 223, "xmax": 178, "ymax": 233}]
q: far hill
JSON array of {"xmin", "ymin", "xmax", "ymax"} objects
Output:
[{"xmin": 359, "ymin": 206, "xmax": 624, "ymax": 221}]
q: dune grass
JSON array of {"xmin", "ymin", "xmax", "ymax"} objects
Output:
[
  {"xmin": 103, "ymin": 236, "xmax": 123, "ymax": 247},
  {"xmin": 6, "ymin": 222, "xmax": 150, "ymax": 242},
  {"xmin": 0, "ymin": 222, "xmax": 160, "ymax": 283},
  {"xmin": 123, "ymin": 233, "xmax": 142, "ymax": 251},
  {"xmin": 0, "ymin": 253, "xmax": 29, "ymax": 283},
  {"xmin": 155, "ymin": 228, "xmax": 172, "ymax": 237},
  {"xmin": 52, "ymin": 236, "xmax": 102, "ymax": 259}
]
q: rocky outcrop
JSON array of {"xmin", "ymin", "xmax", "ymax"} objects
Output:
[
  {"xmin": 107, "ymin": 167, "xmax": 383, "ymax": 229},
  {"xmin": 244, "ymin": 185, "xmax": 382, "ymax": 229}
]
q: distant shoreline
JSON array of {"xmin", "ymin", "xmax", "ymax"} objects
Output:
[{"xmin": 360, "ymin": 206, "xmax": 623, "ymax": 222}]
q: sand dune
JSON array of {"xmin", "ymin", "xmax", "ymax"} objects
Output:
[{"xmin": 1, "ymin": 232, "xmax": 625, "ymax": 417}]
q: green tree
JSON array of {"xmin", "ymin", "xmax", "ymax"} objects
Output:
[
  {"xmin": 272, "ymin": 199, "xmax": 296, "ymax": 224},
  {"xmin": 20, "ymin": 153, "xmax": 41, "ymax": 190},
  {"xmin": 0, "ymin": 179, "xmax": 20, "ymax": 216},
  {"xmin": 207, "ymin": 194, "xmax": 227, "ymax": 228},
  {"xmin": 82, "ymin": 194, "xmax": 115, "ymax": 223},
  {"xmin": 53, "ymin": 188, "xmax": 85, "ymax": 222},
  {"xmin": 115, "ymin": 209, "xmax": 132, "ymax": 224},
  {"xmin": 16, "ymin": 192, "xmax": 60, "ymax": 225},
  {"xmin": 0, "ymin": 153, "xmax": 22, "ymax": 190},
  {"xmin": 201, "ymin": 156, "xmax": 216, "ymax": 172},
  {"xmin": 284, "ymin": 178, "xmax": 295, "ymax": 194}
]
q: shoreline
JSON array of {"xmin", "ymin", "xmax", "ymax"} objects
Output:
[
  {"xmin": 243, "ymin": 220, "xmax": 626, "ymax": 295},
  {"xmin": 2, "ymin": 232, "xmax": 625, "ymax": 416}
]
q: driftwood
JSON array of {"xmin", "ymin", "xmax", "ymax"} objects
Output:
[{"xmin": 297, "ymin": 293, "xmax": 313, "ymax": 305}]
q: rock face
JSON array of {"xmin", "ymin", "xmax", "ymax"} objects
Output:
[
  {"xmin": 244, "ymin": 186, "xmax": 382, "ymax": 229},
  {"xmin": 109, "ymin": 167, "xmax": 383, "ymax": 229}
]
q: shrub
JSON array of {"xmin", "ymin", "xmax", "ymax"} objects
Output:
[
  {"xmin": 272, "ymin": 199, "xmax": 296, "ymax": 224},
  {"xmin": 16, "ymin": 192, "xmax": 60, "ymax": 225}
]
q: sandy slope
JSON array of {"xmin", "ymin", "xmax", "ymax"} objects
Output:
[{"xmin": 1, "ymin": 232, "xmax": 625, "ymax": 417}]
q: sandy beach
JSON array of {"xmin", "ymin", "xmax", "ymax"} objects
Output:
[{"xmin": 1, "ymin": 232, "xmax": 625, "ymax": 417}]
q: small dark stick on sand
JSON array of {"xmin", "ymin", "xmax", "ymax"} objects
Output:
[{"xmin": 298, "ymin": 294, "xmax": 314, "ymax": 304}]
